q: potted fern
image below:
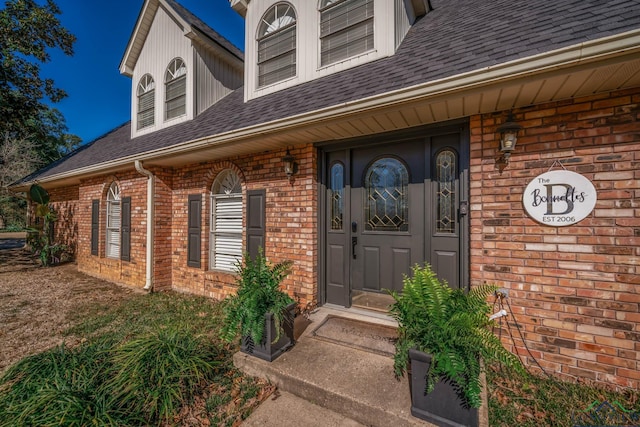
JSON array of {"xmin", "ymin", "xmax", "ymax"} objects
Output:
[
  {"xmin": 388, "ymin": 264, "xmax": 523, "ymax": 427},
  {"xmin": 221, "ymin": 251, "xmax": 296, "ymax": 362}
]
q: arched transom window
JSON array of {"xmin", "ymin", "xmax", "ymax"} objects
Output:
[
  {"xmin": 210, "ymin": 170, "xmax": 243, "ymax": 271},
  {"xmin": 257, "ymin": 3, "xmax": 297, "ymax": 87},
  {"xmin": 106, "ymin": 182, "xmax": 121, "ymax": 259},
  {"xmin": 320, "ymin": 0, "xmax": 374, "ymax": 66},
  {"xmin": 165, "ymin": 58, "xmax": 187, "ymax": 120},
  {"xmin": 137, "ymin": 74, "xmax": 155, "ymax": 129}
]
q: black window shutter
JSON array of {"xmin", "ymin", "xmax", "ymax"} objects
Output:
[
  {"xmin": 246, "ymin": 189, "xmax": 266, "ymax": 260},
  {"xmin": 187, "ymin": 194, "xmax": 202, "ymax": 268},
  {"xmin": 91, "ymin": 200, "xmax": 99, "ymax": 256},
  {"xmin": 121, "ymin": 197, "xmax": 131, "ymax": 262}
]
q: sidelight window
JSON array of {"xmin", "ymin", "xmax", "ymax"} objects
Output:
[
  {"xmin": 330, "ymin": 162, "xmax": 344, "ymax": 230},
  {"xmin": 435, "ymin": 149, "xmax": 457, "ymax": 233}
]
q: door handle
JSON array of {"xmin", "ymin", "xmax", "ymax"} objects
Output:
[{"xmin": 352, "ymin": 237, "xmax": 358, "ymax": 259}]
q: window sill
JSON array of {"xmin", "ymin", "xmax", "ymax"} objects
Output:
[{"xmin": 317, "ymin": 49, "xmax": 378, "ymax": 72}]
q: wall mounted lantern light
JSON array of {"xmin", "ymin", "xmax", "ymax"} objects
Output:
[
  {"xmin": 283, "ymin": 148, "xmax": 296, "ymax": 178},
  {"xmin": 495, "ymin": 112, "xmax": 522, "ymax": 173}
]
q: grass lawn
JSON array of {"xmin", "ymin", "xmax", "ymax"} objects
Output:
[
  {"xmin": 0, "ymin": 272, "xmax": 638, "ymax": 426},
  {"xmin": 0, "ymin": 292, "xmax": 273, "ymax": 427}
]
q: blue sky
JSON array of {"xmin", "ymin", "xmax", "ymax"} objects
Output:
[{"xmin": 41, "ymin": 0, "xmax": 245, "ymax": 144}]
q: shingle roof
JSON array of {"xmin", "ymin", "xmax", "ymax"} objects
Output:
[{"xmin": 22, "ymin": 0, "xmax": 640, "ymax": 184}]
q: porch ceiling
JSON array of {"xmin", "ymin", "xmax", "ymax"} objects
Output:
[{"xmin": 146, "ymin": 51, "xmax": 640, "ymax": 168}]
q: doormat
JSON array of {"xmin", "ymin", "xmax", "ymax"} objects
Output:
[{"xmin": 311, "ymin": 315, "xmax": 397, "ymax": 357}]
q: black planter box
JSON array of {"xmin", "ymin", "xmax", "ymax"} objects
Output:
[
  {"xmin": 408, "ymin": 348, "xmax": 479, "ymax": 427},
  {"xmin": 240, "ymin": 302, "xmax": 295, "ymax": 362}
]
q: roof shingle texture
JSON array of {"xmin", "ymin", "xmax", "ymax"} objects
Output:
[{"xmin": 24, "ymin": 0, "xmax": 640, "ymax": 183}]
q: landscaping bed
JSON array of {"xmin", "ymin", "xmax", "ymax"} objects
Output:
[
  {"xmin": 0, "ymin": 247, "xmax": 272, "ymax": 426},
  {"xmin": 1, "ymin": 246, "xmax": 638, "ymax": 426}
]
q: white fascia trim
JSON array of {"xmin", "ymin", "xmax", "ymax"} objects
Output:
[
  {"xmin": 27, "ymin": 29, "xmax": 640, "ymax": 187},
  {"xmin": 120, "ymin": 0, "xmax": 155, "ymax": 76}
]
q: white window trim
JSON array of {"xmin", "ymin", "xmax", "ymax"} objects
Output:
[
  {"xmin": 319, "ymin": 0, "xmax": 375, "ymax": 67},
  {"xmin": 165, "ymin": 58, "xmax": 187, "ymax": 121},
  {"xmin": 106, "ymin": 183, "xmax": 121, "ymax": 259},
  {"xmin": 257, "ymin": 2, "xmax": 297, "ymax": 88},
  {"xmin": 137, "ymin": 74, "xmax": 155, "ymax": 130},
  {"xmin": 210, "ymin": 170, "xmax": 243, "ymax": 272}
]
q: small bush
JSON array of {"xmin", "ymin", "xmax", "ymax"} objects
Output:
[
  {"xmin": 106, "ymin": 327, "xmax": 222, "ymax": 425},
  {"xmin": 0, "ymin": 339, "xmax": 126, "ymax": 427}
]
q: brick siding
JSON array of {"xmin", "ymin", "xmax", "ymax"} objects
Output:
[
  {"xmin": 470, "ymin": 87, "xmax": 640, "ymax": 389},
  {"xmin": 42, "ymin": 87, "xmax": 639, "ymax": 390}
]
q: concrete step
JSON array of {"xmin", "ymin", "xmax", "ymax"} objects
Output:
[{"xmin": 235, "ymin": 307, "xmax": 468, "ymax": 427}]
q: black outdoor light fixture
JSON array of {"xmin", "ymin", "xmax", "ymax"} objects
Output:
[
  {"xmin": 496, "ymin": 112, "xmax": 522, "ymax": 173},
  {"xmin": 283, "ymin": 148, "xmax": 296, "ymax": 178}
]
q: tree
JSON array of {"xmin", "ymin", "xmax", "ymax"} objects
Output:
[
  {"xmin": 0, "ymin": 0, "xmax": 79, "ymax": 228},
  {"xmin": 0, "ymin": 133, "xmax": 42, "ymax": 228},
  {"xmin": 0, "ymin": 0, "xmax": 77, "ymax": 151}
]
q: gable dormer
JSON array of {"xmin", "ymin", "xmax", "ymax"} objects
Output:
[
  {"xmin": 121, "ymin": 0, "xmax": 244, "ymax": 138},
  {"xmin": 231, "ymin": 0, "xmax": 429, "ymax": 102}
]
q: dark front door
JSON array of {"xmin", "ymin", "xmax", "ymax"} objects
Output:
[
  {"xmin": 322, "ymin": 124, "xmax": 468, "ymax": 307},
  {"xmin": 350, "ymin": 142, "xmax": 425, "ymax": 295}
]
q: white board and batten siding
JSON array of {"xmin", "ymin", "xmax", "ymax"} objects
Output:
[
  {"xmin": 243, "ymin": 0, "xmax": 410, "ymax": 102},
  {"xmin": 131, "ymin": 4, "xmax": 242, "ymax": 138},
  {"xmin": 195, "ymin": 49, "xmax": 243, "ymax": 116}
]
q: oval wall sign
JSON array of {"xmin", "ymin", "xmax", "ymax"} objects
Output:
[{"xmin": 522, "ymin": 170, "xmax": 597, "ymax": 226}]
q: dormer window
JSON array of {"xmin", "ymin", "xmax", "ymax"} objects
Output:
[
  {"xmin": 137, "ymin": 74, "xmax": 155, "ymax": 130},
  {"xmin": 165, "ymin": 58, "xmax": 187, "ymax": 120},
  {"xmin": 320, "ymin": 0, "xmax": 374, "ymax": 66},
  {"xmin": 257, "ymin": 3, "xmax": 297, "ymax": 87}
]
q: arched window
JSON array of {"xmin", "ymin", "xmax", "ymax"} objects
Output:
[
  {"xmin": 435, "ymin": 149, "xmax": 457, "ymax": 234},
  {"xmin": 210, "ymin": 170, "xmax": 243, "ymax": 271},
  {"xmin": 165, "ymin": 58, "xmax": 187, "ymax": 120},
  {"xmin": 106, "ymin": 182, "xmax": 121, "ymax": 259},
  {"xmin": 330, "ymin": 162, "xmax": 344, "ymax": 230},
  {"xmin": 364, "ymin": 157, "xmax": 409, "ymax": 232},
  {"xmin": 320, "ymin": 0, "xmax": 374, "ymax": 66},
  {"xmin": 137, "ymin": 74, "xmax": 155, "ymax": 129},
  {"xmin": 257, "ymin": 2, "xmax": 296, "ymax": 87}
]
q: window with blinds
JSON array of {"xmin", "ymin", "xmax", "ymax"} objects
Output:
[
  {"xmin": 210, "ymin": 170, "xmax": 243, "ymax": 271},
  {"xmin": 320, "ymin": 0, "xmax": 374, "ymax": 66},
  {"xmin": 137, "ymin": 74, "xmax": 155, "ymax": 129},
  {"xmin": 257, "ymin": 3, "xmax": 297, "ymax": 87},
  {"xmin": 165, "ymin": 58, "xmax": 187, "ymax": 120},
  {"xmin": 106, "ymin": 182, "xmax": 121, "ymax": 259}
]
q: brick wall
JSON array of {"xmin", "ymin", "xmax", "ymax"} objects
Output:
[
  {"xmin": 48, "ymin": 186, "xmax": 79, "ymax": 255},
  {"xmin": 76, "ymin": 171, "xmax": 148, "ymax": 289},
  {"xmin": 170, "ymin": 145, "xmax": 318, "ymax": 305},
  {"xmin": 470, "ymin": 87, "xmax": 640, "ymax": 389}
]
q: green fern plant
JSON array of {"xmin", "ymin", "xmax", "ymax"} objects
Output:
[
  {"xmin": 221, "ymin": 251, "xmax": 294, "ymax": 346},
  {"xmin": 388, "ymin": 264, "xmax": 523, "ymax": 408}
]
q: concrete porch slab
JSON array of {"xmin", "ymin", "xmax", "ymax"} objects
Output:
[{"xmin": 237, "ymin": 306, "xmax": 489, "ymax": 426}]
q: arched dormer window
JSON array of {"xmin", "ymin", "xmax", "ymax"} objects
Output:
[
  {"xmin": 165, "ymin": 58, "xmax": 187, "ymax": 120},
  {"xmin": 257, "ymin": 3, "xmax": 296, "ymax": 87},
  {"xmin": 137, "ymin": 74, "xmax": 155, "ymax": 130},
  {"xmin": 106, "ymin": 182, "xmax": 121, "ymax": 259},
  {"xmin": 320, "ymin": 0, "xmax": 374, "ymax": 66},
  {"xmin": 210, "ymin": 170, "xmax": 243, "ymax": 271}
]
